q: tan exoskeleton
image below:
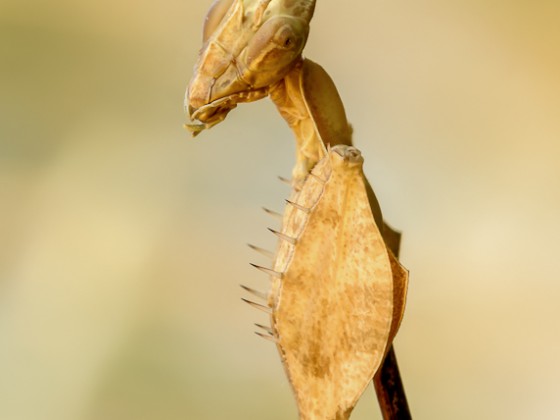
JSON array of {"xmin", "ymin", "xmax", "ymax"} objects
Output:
[
  {"xmin": 185, "ymin": 1, "xmax": 409, "ymax": 419},
  {"xmin": 186, "ymin": 0, "xmax": 351, "ymax": 186}
]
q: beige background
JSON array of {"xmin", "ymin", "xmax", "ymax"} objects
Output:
[{"xmin": 1, "ymin": 0, "xmax": 559, "ymax": 419}]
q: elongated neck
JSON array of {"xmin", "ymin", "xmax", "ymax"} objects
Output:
[{"xmin": 269, "ymin": 58, "xmax": 353, "ymax": 187}]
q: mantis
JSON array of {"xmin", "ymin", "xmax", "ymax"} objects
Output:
[{"xmin": 185, "ymin": 1, "xmax": 410, "ymax": 418}]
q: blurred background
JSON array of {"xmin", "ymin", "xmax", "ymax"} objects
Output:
[{"xmin": 1, "ymin": 0, "xmax": 559, "ymax": 419}]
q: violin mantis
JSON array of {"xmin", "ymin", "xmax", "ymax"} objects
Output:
[{"xmin": 185, "ymin": 1, "xmax": 410, "ymax": 418}]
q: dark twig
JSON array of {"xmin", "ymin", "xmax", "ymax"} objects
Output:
[
  {"xmin": 374, "ymin": 346, "xmax": 411, "ymax": 419},
  {"xmin": 373, "ymin": 225, "xmax": 412, "ymax": 419}
]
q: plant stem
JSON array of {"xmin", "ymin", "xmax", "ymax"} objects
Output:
[
  {"xmin": 373, "ymin": 226, "xmax": 411, "ymax": 419},
  {"xmin": 374, "ymin": 346, "xmax": 411, "ymax": 419}
]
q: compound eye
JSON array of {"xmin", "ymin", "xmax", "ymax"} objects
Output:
[
  {"xmin": 203, "ymin": 0, "xmax": 235, "ymax": 43},
  {"xmin": 273, "ymin": 25, "xmax": 299, "ymax": 49},
  {"xmin": 246, "ymin": 17, "xmax": 308, "ymax": 72}
]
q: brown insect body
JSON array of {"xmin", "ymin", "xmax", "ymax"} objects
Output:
[
  {"xmin": 267, "ymin": 145, "xmax": 406, "ymax": 420},
  {"xmin": 186, "ymin": 1, "xmax": 410, "ymax": 418}
]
